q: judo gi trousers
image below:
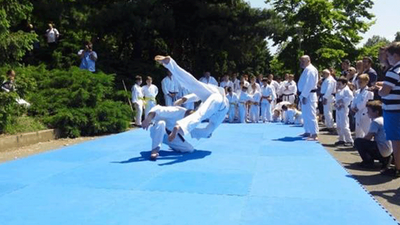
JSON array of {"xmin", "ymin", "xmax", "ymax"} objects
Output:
[
  {"xmin": 301, "ymin": 94, "xmax": 319, "ymax": 135},
  {"xmin": 355, "ymin": 110, "xmax": 371, "ymax": 138},
  {"xmin": 150, "ymin": 121, "xmax": 194, "ymax": 152},
  {"xmin": 260, "ymin": 102, "xmax": 272, "ymax": 122},
  {"xmin": 323, "ymin": 97, "xmax": 335, "ymax": 128},
  {"xmin": 336, "ymin": 107, "xmax": 353, "ymax": 143}
]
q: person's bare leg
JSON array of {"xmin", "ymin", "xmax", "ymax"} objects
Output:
[{"xmin": 150, "ymin": 146, "xmax": 160, "ymax": 160}]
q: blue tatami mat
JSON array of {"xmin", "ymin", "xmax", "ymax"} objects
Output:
[{"xmin": 0, "ymin": 123, "xmax": 397, "ymax": 225}]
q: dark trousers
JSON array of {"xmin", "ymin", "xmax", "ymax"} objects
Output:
[{"xmin": 354, "ymin": 138, "xmax": 385, "ymax": 163}]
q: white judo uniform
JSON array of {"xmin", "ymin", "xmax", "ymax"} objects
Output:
[
  {"xmin": 320, "ymin": 75, "xmax": 337, "ymax": 129},
  {"xmin": 220, "ymin": 80, "xmax": 234, "ymax": 90},
  {"xmin": 227, "ymin": 92, "xmax": 239, "ymax": 123},
  {"xmin": 161, "ymin": 57, "xmax": 229, "ymax": 139},
  {"xmin": 142, "ymin": 84, "xmax": 158, "ymax": 118},
  {"xmin": 162, "ymin": 76, "xmax": 179, "ymax": 106},
  {"xmin": 149, "ymin": 105, "xmax": 194, "ymax": 153},
  {"xmin": 249, "ymin": 91, "xmax": 261, "ymax": 123},
  {"xmin": 131, "ymin": 84, "xmax": 144, "ymax": 126},
  {"xmin": 284, "ymin": 108, "xmax": 303, "ymax": 125},
  {"xmin": 335, "ymin": 85, "xmax": 354, "ymax": 143},
  {"xmin": 238, "ymin": 90, "xmax": 252, "ymax": 123},
  {"xmin": 281, "ymin": 80, "xmax": 297, "ymax": 104},
  {"xmin": 298, "ymin": 64, "xmax": 319, "ymax": 135},
  {"xmin": 179, "ymin": 86, "xmax": 195, "ymax": 110},
  {"xmin": 260, "ymin": 84, "xmax": 276, "ymax": 122},
  {"xmin": 351, "ymin": 87, "xmax": 374, "ymax": 138},
  {"xmin": 270, "ymin": 80, "xmax": 280, "ymax": 108}
]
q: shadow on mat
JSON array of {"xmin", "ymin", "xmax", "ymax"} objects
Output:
[
  {"xmin": 272, "ymin": 136, "xmax": 304, "ymax": 142},
  {"xmin": 346, "ymin": 173, "xmax": 393, "ymax": 185},
  {"xmin": 112, "ymin": 150, "xmax": 211, "ymax": 166}
]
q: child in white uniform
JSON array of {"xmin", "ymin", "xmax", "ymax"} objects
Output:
[
  {"xmin": 260, "ymin": 78, "xmax": 276, "ymax": 122},
  {"xmin": 131, "ymin": 75, "xmax": 144, "ymax": 126},
  {"xmin": 334, "ymin": 77, "xmax": 354, "ymax": 146},
  {"xmin": 249, "ymin": 83, "xmax": 261, "ymax": 123},
  {"xmin": 351, "ymin": 74, "xmax": 374, "ymax": 138},
  {"xmin": 238, "ymin": 84, "xmax": 252, "ymax": 123},
  {"xmin": 226, "ymin": 86, "xmax": 239, "ymax": 123},
  {"xmin": 142, "ymin": 76, "xmax": 159, "ymax": 118}
]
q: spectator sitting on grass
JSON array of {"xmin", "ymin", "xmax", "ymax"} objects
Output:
[
  {"xmin": 354, "ymin": 100, "xmax": 392, "ymax": 170},
  {"xmin": 1, "ymin": 70, "xmax": 30, "ymax": 107}
]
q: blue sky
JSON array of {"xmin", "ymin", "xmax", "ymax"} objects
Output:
[{"xmin": 247, "ymin": 0, "xmax": 400, "ymax": 53}]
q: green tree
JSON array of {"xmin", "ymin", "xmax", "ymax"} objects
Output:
[
  {"xmin": 266, "ymin": 0, "xmax": 374, "ymax": 76},
  {"xmin": 364, "ymin": 35, "xmax": 390, "ymax": 48},
  {"xmin": 0, "ymin": 0, "xmax": 37, "ymax": 65},
  {"xmin": 395, "ymin": 31, "xmax": 400, "ymax": 42}
]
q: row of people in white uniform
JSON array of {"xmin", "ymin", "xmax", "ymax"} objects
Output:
[
  {"xmin": 220, "ymin": 73, "xmax": 297, "ymax": 104},
  {"xmin": 319, "ymin": 70, "xmax": 374, "ymax": 145},
  {"xmin": 226, "ymin": 77, "xmax": 302, "ymax": 125}
]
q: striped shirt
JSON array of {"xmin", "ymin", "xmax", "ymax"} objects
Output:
[{"xmin": 382, "ymin": 61, "xmax": 400, "ymax": 111}]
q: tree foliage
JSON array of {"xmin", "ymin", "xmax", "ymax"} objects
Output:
[
  {"xmin": 0, "ymin": 0, "xmax": 37, "ymax": 65},
  {"xmin": 266, "ymin": 0, "xmax": 374, "ymax": 76}
]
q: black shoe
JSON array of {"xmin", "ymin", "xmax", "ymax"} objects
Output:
[
  {"xmin": 344, "ymin": 142, "xmax": 354, "ymax": 147},
  {"xmin": 358, "ymin": 161, "xmax": 374, "ymax": 169},
  {"xmin": 320, "ymin": 127, "xmax": 330, "ymax": 132},
  {"xmin": 380, "ymin": 168, "xmax": 400, "ymax": 178},
  {"xmin": 334, "ymin": 141, "xmax": 345, "ymax": 146},
  {"xmin": 381, "ymin": 155, "xmax": 393, "ymax": 170}
]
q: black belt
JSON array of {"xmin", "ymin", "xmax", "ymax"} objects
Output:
[
  {"xmin": 282, "ymin": 93, "xmax": 295, "ymax": 96},
  {"xmin": 298, "ymin": 89, "xmax": 317, "ymax": 96},
  {"xmin": 166, "ymin": 129, "xmax": 185, "ymax": 142}
]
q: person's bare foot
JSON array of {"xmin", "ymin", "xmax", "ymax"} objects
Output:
[
  {"xmin": 306, "ymin": 135, "xmax": 318, "ymax": 141},
  {"xmin": 150, "ymin": 147, "xmax": 160, "ymax": 161},
  {"xmin": 154, "ymin": 55, "xmax": 170, "ymax": 65},
  {"xmin": 174, "ymin": 97, "xmax": 187, "ymax": 106},
  {"xmin": 168, "ymin": 125, "xmax": 180, "ymax": 142}
]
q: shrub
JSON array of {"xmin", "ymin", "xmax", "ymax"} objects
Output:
[{"xmin": 0, "ymin": 66, "xmax": 132, "ymax": 137}]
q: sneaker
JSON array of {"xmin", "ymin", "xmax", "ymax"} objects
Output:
[
  {"xmin": 344, "ymin": 142, "xmax": 354, "ymax": 147},
  {"xmin": 334, "ymin": 141, "xmax": 345, "ymax": 146}
]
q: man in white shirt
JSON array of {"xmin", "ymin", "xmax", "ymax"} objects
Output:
[
  {"xmin": 155, "ymin": 55, "xmax": 229, "ymax": 141},
  {"xmin": 298, "ymin": 55, "xmax": 319, "ymax": 141},
  {"xmin": 161, "ymin": 71, "xmax": 178, "ymax": 106},
  {"xmin": 142, "ymin": 76, "xmax": 159, "ymax": 118},
  {"xmin": 320, "ymin": 69, "xmax": 337, "ymax": 130},
  {"xmin": 131, "ymin": 75, "xmax": 144, "ymax": 127},
  {"xmin": 45, "ymin": 23, "xmax": 59, "ymax": 46},
  {"xmin": 199, "ymin": 71, "xmax": 218, "ymax": 86},
  {"xmin": 281, "ymin": 74, "xmax": 297, "ymax": 104}
]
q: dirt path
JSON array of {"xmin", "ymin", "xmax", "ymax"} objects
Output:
[
  {"xmin": 0, "ymin": 137, "xmax": 95, "ymax": 163},
  {"xmin": 318, "ymin": 130, "xmax": 400, "ymax": 221}
]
